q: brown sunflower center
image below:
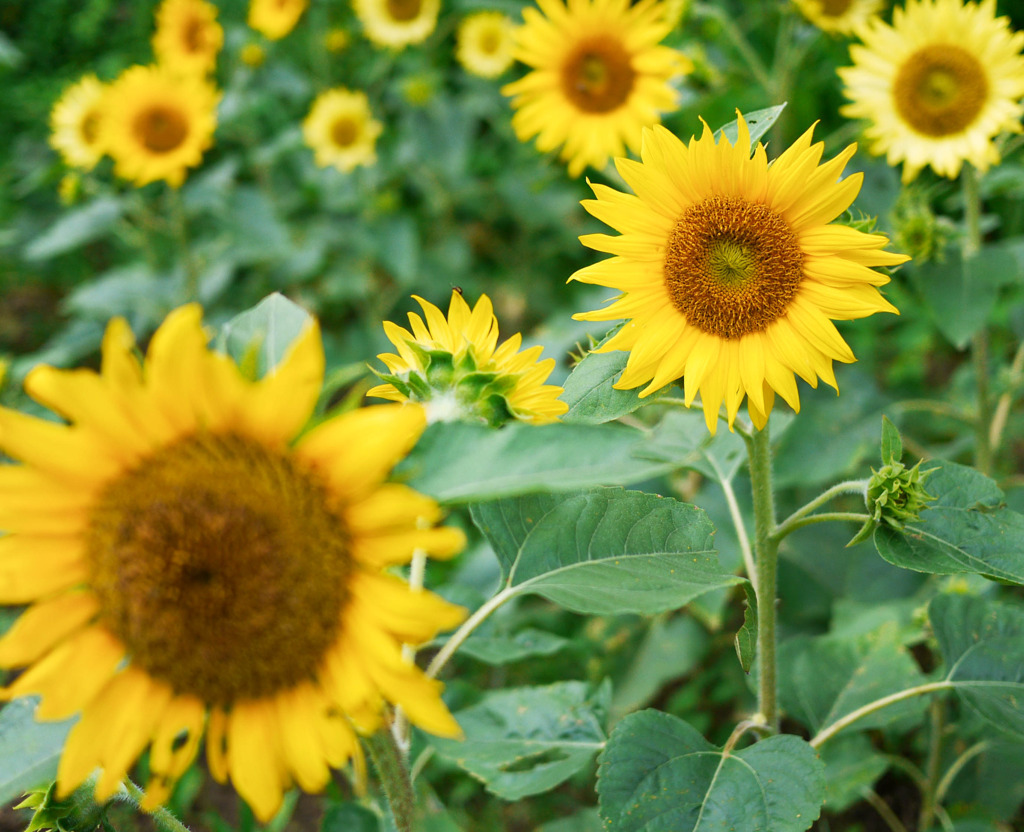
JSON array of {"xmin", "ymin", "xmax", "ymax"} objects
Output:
[
  {"xmin": 820, "ymin": 0, "xmax": 853, "ymax": 16},
  {"xmin": 81, "ymin": 110, "xmax": 100, "ymax": 145},
  {"xmin": 387, "ymin": 0, "xmax": 423, "ymax": 23},
  {"xmin": 182, "ymin": 16, "xmax": 208, "ymax": 52},
  {"xmin": 479, "ymin": 29, "xmax": 501, "ymax": 55},
  {"xmin": 561, "ymin": 36, "xmax": 636, "ymax": 113},
  {"xmin": 664, "ymin": 196, "xmax": 804, "ymax": 338},
  {"xmin": 133, "ymin": 105, "xmax": 189, "ymax": 154},
  {"xmin": 331, "ymin": 116, "xmax": 359, "ymax": 147},
  {"xmin": 85, "ymin": 432, "xmax": 351, "ymax": 706},
  {"xmin": 893, "ymin": 44, "xmax": 988, "ymax": 137}
]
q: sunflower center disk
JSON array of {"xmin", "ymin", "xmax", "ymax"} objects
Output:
[
  {"xmin": 562, "ymin": 36, "xmax": 636, "ymax": 113},
  {"xmin": 86, "ymin": 432, "xmax": 351, "ymax": 706},
  {"xmin": 331, "ymin": 117, "xmax": 359, "ymax": 147},
  {"xmin": 81, "ymin": 112, "xmax": 100, "ymax": 145},
  {"xmin": 821, "ymin": 0, "xmax": 853, "ymax": 16},
  {"xmin": 664, "ymin": 196, "xmax": 804, "ymax": 339},
  {"xmin": 894, "ymin": 44, "xmax": 988, "ymax": 137},
  {"xmin": 386, "ymin": 0, "xmax": 423, "ymax": 23},
  {"xmin": 134, "ymin": 105, "xmax": 189, "ymax": 153},
  {"xmin": 183, "ymin": 17, "xmax": 207, "ymax": 52}
]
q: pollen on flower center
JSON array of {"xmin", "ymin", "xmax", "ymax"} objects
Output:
[
  {"xmin": 134, "ymin": 105, "xmax": 189, "ymax": 153},
  {"xmin": 562, "ymin": 36, "xmax": 636, "ymax": 113},
  {"xmin": 664, "ymin": 196, "xmax": 804, "ymax": 338},
  {"xmin": 893, "ymin": 44, "xmax": 988, "ymax": 137},
  {"xmin": 386, "ymin": 0, "xmax": 423, "ymax": 22},
  {"xmin": 85, "ymin": 432, "xmax": 351, "ymax": 706}
]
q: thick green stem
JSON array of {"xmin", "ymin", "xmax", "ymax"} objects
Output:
[
  {"xmin": 118, "ymin": 778, "xmax": 191, "ymax": 832},
  {"xmin": 746, "ymin": 424, "xmax": 779, "ymax": 730},
  {"xmin": 963, "ymin": 164, "xmax": 992, "ymax": 475},
  {"xmin": 366, "ymin": 728, "xmax": 417, "ymax": 832},
  {"xmin": 917, "ymin": 699, "xmax": 945, "ymax": 832}
]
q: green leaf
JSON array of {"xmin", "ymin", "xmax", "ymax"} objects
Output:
[
  {"xmin": 321, "ymin": 803, "xmax": 380, "ymax": 832},
  {"xmin": 458, "ymin": 628, "xmax": 570, "ymax": 665},
  {"xmin": 400, "ymin": 423, "xmax": 676, "ymax": 504},
  {"xmin": 713, "ymin": 104, "xmax": 787, "ymax": 149},
  {"xmin": 470, "ymin": 487, "xmax": 741, "ymax": 615},
  {"xmin": 536, "ymin": 809, "xmax": 602, "ymax": 832},
  {"xmin": 428, "ymin": 681, "xmax": 608, "ymax": 801},
  {"xmin": 777, "ymin": 632, "xmax": 926, "ymax": 734},
  {"xmin": 560, "ymin": 348, "xmax": 642, "ymax": 425},
  {"xmin": 880, "ymin": 415, "xmax": 902, "ymax": 465},
  {"xmin": 216, "ymin": 293, "xmax": 315, "ymax": 379},
  {"xmin": 874, "ymin": 459, "xmax": 1024, "ymax": 584},
  {"xmin": 24, "ymin": 197, "xmax": 124, "ymax": 261},
  {"xmin": 645, "ymin": 409, "xmax": 747, "ymax": 484},
  {"xmin": 734, "ymin": 580, "xmax": 758, "ymax": 673},
  {"xmin": 0, "ymin": 699, "xmax": 74, "ymax": 805},
  {"xmin": 930, "ymin": 593, "xmax": 1024, "ymax": 738},
  {"xmin": 818, "ymin": 734, "xmax": 889, "ymax": 813},
  {"xmin": 598, "ymin": 710, "xmax": 824, "ymax": 832}
]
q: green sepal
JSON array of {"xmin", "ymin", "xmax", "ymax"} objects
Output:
[
  {"xmin": 880, "ymin": 415, "xmax": 903, "ymax": 466},
  {"xmin": 867, "ymin": 459, "xmax": 938, "ymax": 530},
  {"xmin": 16, "ymin": 780, "xmax": 109, "ymax": 832}
]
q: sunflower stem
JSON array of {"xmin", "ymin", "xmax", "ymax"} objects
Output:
[
  {"xmin": 771, "ymin": 479, "xmax": 869, "ymax": 542},
  {"xmin": 366, "ymin": 728, "xmax": 418, "ymax": 832},
  {"xmin": 117, "ymin": 778, "xmax": 192, "ymax": 832},
  {"xmin": 169, "ymin": 185, "xmax": 199, "ymax": 303},
  {"xmin": 962, "ymin": 164, "xmax": 992, "ymax": 475},
  {"xmin": 744, "ymin": 423, "xmax": 779, "ymax": 732}
]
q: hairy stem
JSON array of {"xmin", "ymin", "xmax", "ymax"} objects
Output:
[
  {"xmin": 962, "ymin": 164, "xmax": 992, "ymax": 475},
  {"xmin": 118, "ymin": 778, "xmax": 192, "ymax": 832},
  {"xmin": 366, "ymin": 728, "xmax": 417, "ymax": 832},
  {"xmin": 772, "ymin": 479, "xmax": 868, "ymax": 542}
]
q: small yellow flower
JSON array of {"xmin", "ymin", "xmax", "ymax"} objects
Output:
[
  {"xmin": 353, "ymin": 0, "xmax": 440, "ymax": 49},
  {"xmin": 370, "ymin": 291, "xmax": 568, "ymax": 426},
  {"xmin": 99, "ymin": 64, "xmax": 219, "ymax": 188},
  {"xmin": 152, "ymin": 0, "xmax": 223, "ymax": 75},
  {"xmin": 248, "ymin": 0, "xmax": 308, "ymax": 40},
  {"xmin": 456, "ymin": 12, "xmax": 517, "ymax": 79},
  {"xmin": 325, "ymin": 27, "xmax": 351, "ymax": 52},
  {"xmin": 791, "ymin": 0, "xmax": 884, "ymax": 35},
  {"xmin": 303, "ymin": 88, "xmax": 383, "ymax": 172},
  {"xmin": 240, "ymin": 43, "xmax": 267, "ymax": 67},
  {"xmin": 49, "ymin": 75, "xmax": 107, "ymax": 171}
]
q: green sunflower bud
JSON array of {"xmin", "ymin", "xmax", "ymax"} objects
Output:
[{"xmin": 15, "ymin": 780, "xmax": 107, "ymax": 832}]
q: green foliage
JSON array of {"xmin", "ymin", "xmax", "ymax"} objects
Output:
[{"xmin": 0, "ymin": 699, "xmax": 72, "ymax": 806}]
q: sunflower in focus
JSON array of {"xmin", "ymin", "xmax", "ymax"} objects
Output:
[
  {"xmin": 303, "ymin": 88, "xmax": 383, "ymax": 172},
  {"xmin": 353, "ymin": 0, "xmax": 441, "ymax": 49},
  {"xmin": 839, "ymin": 0, "xmax": 1024, "ymax": 182},
  {"xmin": 99, "ymin": 64, "xmax": 218, "ymax": 188},
  {"xmin": 50, "ymin": 75, "xmax": 107, "ymax": 171},
  {"xmin": 370, "ymin": 291, "xmax": 568, "ymax": 426},
  {"xmin": 248, "ymin": 0, "xmax": 308, "ymax": 40},
  {"xmin": 457, "ymin": 12, "xmax": 517, "ymax": 79},
  {"xmin": 152, "ymin": 0, "xmax": 223, "ymax": 75},
  {"xmin": 501, "ymin": 0, "xmax": 690, "ymax": 178},
  {"xmin": 0, "ymin": 305, "xmax": 466, "ymax": 820},
  {"xmin": 791, "ymin": 0, "xmax": 884, "ymax": 35},
  {"xmin": 572, "ymin": 115, "xmax": 908, "ymax": 433}
]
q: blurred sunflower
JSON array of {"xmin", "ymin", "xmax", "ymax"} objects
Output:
[
  {"xmin": 99, "ymin": 64, "xmax": 218, "ymax": 187},
  {"xmin": 353, "ymin": 0, "xmax": 441, "ymax": 49},
  {"xmin": 152, "ymin": 0, "xmax": 223, "ymax": 75},
  {"xmin": 791, "ymin": 0, "xmax": 884, "ymax": 35},
  {"xmin": 49, "ymin": 75, "xmax": 107, "ymax": 171},
  {"xmin": 501, "ymin": 0, "xmax": 690, "ymax": 178},
  {"xmin": 303, "ymin": 88, "xmax": 383, "ymax": 172},
  {"xmin": 0, "ymin": 305, "xmax": 466, "ymax": 821},
  {"xmin": 370, "ymin": 291, "xmax": 568, "ymax": 425},
  {"xmin": 248, "ymin": 0, "xmax": 308, "ymax": 40},
  {"xmin": 572, "ymin": 115, "xmax": 908, "ymax": 433},
  {"xmin": 839, "ymin": 0, "xmax": 1024, "ymax": 182},
  {"xmin": 456, "ymin": 12, "xmax": 517, "ymax": 79}
]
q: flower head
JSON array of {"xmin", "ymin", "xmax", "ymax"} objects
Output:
[
  {"xmin": 838, "ymin": 0, "xmax": 1024, "ymax": 182},
  {"xmin": 501, "ymin": 0, "xmax": 690, "ymax": 178},
  {"xmin": 571, "ymin": 115, "xmax": 908, "ymax": 433},
  {"xmin": 99, "ymin": 64, "xmax": 219, "ymax": 187},
  {"xmin": 152, "ymin": 0, "xmax": 223, "ymax": 75},
  {"xmin": 49, "ymin": 75, "xmax": 107, "ymax": 171},
  {"xmin": 303, "ymin": 88, "xmax": 383, "ymax": 172},
  {"xmin": 354, "ymin": 0, "xmax": 440, "ymax": 49},
  {"xmin": 456, "ymin": 12, "xmax": 517, "ymax": 79},
  {"xmin": 248, "ymin": 0, "xmax": 308, "ymax": 40},
  {"xmin": 791, "ymin": 0, "xmax": 884, "ymax": 35},
  {"xmin": 0, "ymin": 306, "xmax": 466, "ymax": 821},
  {"xmin": 369, "ymin": 291, "xmax": 568, "ymax": 426}
]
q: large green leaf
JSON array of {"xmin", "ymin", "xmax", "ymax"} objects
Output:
[
  {"xmin": 401, "ymin": 424, "xmax": 676, "ymax": 503},
  {"xmin": 818, "ymin": 734, "xmax": 889, "ymax": 813},
  {"xmin": 470, "ymin": 487, "xmax": 740, "ymax": 615},
  {"xmin": 215, "ymin": 293, "xmax": 315, "ymax": 378},
  {"xmin": 458, "ymin": 628, "xmax": 570, "ymax": 665},
  {"xmin": 644, "ymin": 409, "xmax": 747, "ymax": 484},
  {"xmin": 560, "ymin": 348, "xmax": 643, "ymax": 425},
  {"xmin": 598, "ymin": 710, "xmax": 824, "ymax": 832},
  {"xmin": 930, "ymin": 593, "xmax": 1024, "ymax": 738},
  {"xmin": 428, "ymin": 681, "xmax": 609, "ymax": 801},
  {"xmin": 0, "ymin": 699, "xmax": 74, "ymax": 805},
  {"xmin": 24, "ymin": 197, "xmax": 124, "ymax": 261},
  {"xmin": 874, "ymin": 460, "xmax": 1024, "ymax": 584}
]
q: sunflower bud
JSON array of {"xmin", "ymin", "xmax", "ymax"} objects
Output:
[{"xmin": 16, "ymin": 780, "xmax": 106, "ymax": 832}]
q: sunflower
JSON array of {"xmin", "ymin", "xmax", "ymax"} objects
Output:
[
  {"xmin": 501, "ymin": 0, "xmax": 690, "ymax": 178},
  {"xmin": 791, "ymin": 0, "xmax": 884, "ymax": 35},
  {"xmin": 353, "ymin": 0, "xmax": 441, "ymax": 49},
  {"xmin": 303, "ymin": 88, "xmax": 383, "ymax": 173},
  {"xmin": 0, "ymin": 305, "xmax": 466, "ymax": 821},
  {"xmin": 571, "ymin": 115, "xmax": 908, "ymax": 434},
  {"xmin": 152, "ymin": 0, "xmax": 223, "ymax": 75},
  {"xmin": 248, "ymin": 0, "xmax": 308, "ymax": 40},
  {"xmin": 838, "ymin": 0, "xmax": 1024, "ymax": 183},
  {"xmin": 369, "ymin": 291, "xmax": 568, "ymax": 426},
  {"xmin": 99, "ymin": 64, "xmax": 218, "ymax": 188},
  {"xmin": 49, "ymin": 75, "xmax": 107, "ymax": 171},
  {"xmin": 456, "ymin": 12, "xmax": 517, "ymax": 79}
]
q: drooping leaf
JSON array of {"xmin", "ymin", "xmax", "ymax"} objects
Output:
[
  {"xmin": 216, "ymin": 292, "xmax": 315, "ymax": 378},
  {"xmin": 598, "ymin": 710, "xmax": 824, "ymax": 832},
  {"xmin": 428, "ymin": 681, "xmax": 609, "ymax": 800},
  {"xmin": 470, "ymin": 487, "xmax": 740, "ymax": 615},
  {"xmin": 0, "ymin": 699, "xmax": 74, "ymax": 806}
]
